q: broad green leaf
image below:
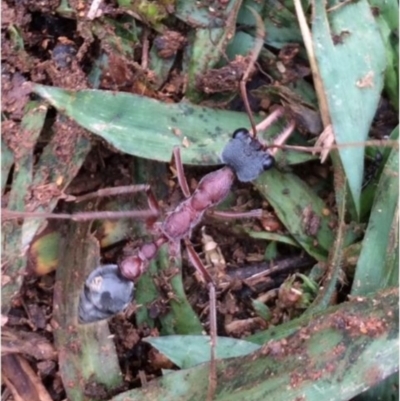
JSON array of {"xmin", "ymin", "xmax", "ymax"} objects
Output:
[
  {"xmin": 312, "ymin": 1, "xmax": 386, "ymax": 216},
  {"xmin": 352, "ymin": 373, "xmax": 399, "ymax": 401},
  {"xmin": 32, "ymin": 84, "xmax": 310, "ymax": 167},
  {"xmin": 33, "ymin": 84, "xmax": 257, "ymax": 165},
  {"xmin": 28, "ymin": 231, "xmax": 60, "ymax": 276},
  {"xmin": 149, "ymin": 42, "xmax": 175, "ymax": 87},
  {"xmin": 305, "ymin": 184, "xmax": 347, "ymax": 314},
  {"xmin": 145, "ymin": 335, "xmax": 260, "ymax": 369}
]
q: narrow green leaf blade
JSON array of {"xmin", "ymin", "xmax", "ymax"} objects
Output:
[{"xmin": 351, "ymin": 144, "xmax": 399, "ymax": 295}]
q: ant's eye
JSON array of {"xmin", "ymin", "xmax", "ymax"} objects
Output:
[
  {"xmin": 232, "ymin": 128, "xmax": 249, "ymax": 139},
  {"xmin": 262, "ymin": 155, "xmax": 275, "ymax": 171}
]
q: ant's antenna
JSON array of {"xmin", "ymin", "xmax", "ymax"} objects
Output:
[{"xmin": 240, "ymin": 6, "xmax": 266, "ymax": 137}]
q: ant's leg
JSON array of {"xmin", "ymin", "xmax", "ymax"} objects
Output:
[
  {"xmin": 253, "ymin": 107, "xmax": 285, "ymax": 136},
  {"xmin": 185, "ymin": 239, "xmax": 214, "ymax": 284},
  {"xmin": 172, "ymin": 147, "xmax": 191, "ymax": 198},
  {"xmin": 240, "ymin": 7, "xmax": 266, "ymax": 136},
  {"xmin": 1, "ymin": 209, "xmax": 158, "ymax": 221},
  {"xmin": 185, "ymin": 239, "xmax": 217, "ymax": 401},
  {"xmin": 72, "ymin": 184, "xmax": 160, "ymax": 226},
  {"xmin": 71, "ymin": 185, "xmax": 151, "ymax": 203},
  {"xmin": 143, "ymin": 186, "xmax": 161, "ymax": 228},
  {"xmin": 268, "ymin": 120, "xmax": 296, "ymax": 157},
  {"xmin": 2, "ymin": 184, "xmax": 161, "ymax": 222}
]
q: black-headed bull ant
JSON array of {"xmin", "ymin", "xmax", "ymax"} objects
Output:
[{"xmin": 77, "ymin": 106, "xmax": 296, "ymax": 399}]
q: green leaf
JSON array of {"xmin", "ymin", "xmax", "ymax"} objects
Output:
[
  {"xmin": 312, "ymin": 1, "xmax": 386, "ymax": 216},
  {"xmin": 2, "ymin": 111, "xmax": 91, "ymax": 314},
  {"xmin": 255, "ymin": 168, "xmax": 335, "ymax": 260},
  {"xmin": 33, "ymin": 84, "xmax": 255, "ymax": 165},
  {"xmin": 252, "ymin": 299, "xmax": 272, "ymax": 321},
  {"xmin": 351, "ymin": 142, "xmax": 399, "ymax": 295},
  {"xmin": 185, "ymin": 0, "xmax": 242, "ymax": 101},
  {"xmin": 238, "ymin": 0, "xmax": 302, "ymax": 49},
  {"xmin": 7, "ymin": 101, "xmax": 48, "ymax": 211},
  {"xmin": 136, "ymin": 246, "xmax": 203, "ymax": 335},
  {"xmin": 144, "ymin": 335, "xmax": 260, "ymax": 369},
  {"xmin": 32, "ymin": 84, "xmax": 308, "ymax": 167},
  {"xmin": 369, "ymin": 0, "xmax": 399, "ymax": 110},
  {"xmin": 113, "ymin": 288, "xmax": 399, "ymax": 401},
  {"xmin": 2, "ymin": 101, "xmax": 48, "ymax": 314},
  {"xmin": 246, "ymin": 230, "xmax": 300, "ymax": 247},
  {"xmin": 54, "ymin": 223, "xmax": 123, "ymax": 400},
  {"xmin": 360, "ymin": 126, "xmax": 399, "ymax": 219},
  {"xmin": 175, "ymin": 0, "xmax": 235, "ymax": 27}
]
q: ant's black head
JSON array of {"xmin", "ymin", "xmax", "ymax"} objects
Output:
[
  {"xmin": 78, "ymin": 264, "xmax": 134, "ymax": 323},
  {"xmin": 221, "ymin": 128, "xmax": 275, "ymax": 182}
]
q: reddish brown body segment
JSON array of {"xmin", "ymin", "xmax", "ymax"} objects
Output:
[
  {"xmin": 163, "ymin": 167, "xmax": 235, "ymax": 240},
  {"xmin": 120, "ymin": 166, "xmax": 235, "ymax": 280}
]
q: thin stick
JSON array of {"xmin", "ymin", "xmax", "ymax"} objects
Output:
[
  {"xmin": 206, "ymin": 283, "xmax": 217, "ymax": 401},
  {"xmin": 141, "ymin": 27, "xmax": 150, "ymax": 70},
  {"xmin": 270, "ymin": 139, "xmax": 399, "ymax": 154},
  {"xmin": 240, "ymin": 82, "xmax": 257, "ymax": 137},
  {"xmin": 240, "ymin": 6, "xmax": 266, "ymax": 137},
  {"xmin": 185, "ymin": 240, "xmax": 217, "ymax": 401}
]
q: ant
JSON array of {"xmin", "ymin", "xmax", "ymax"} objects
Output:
[{"xmin": 76, "ymin": 106, "xmax": 295, "ymax": 399}]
